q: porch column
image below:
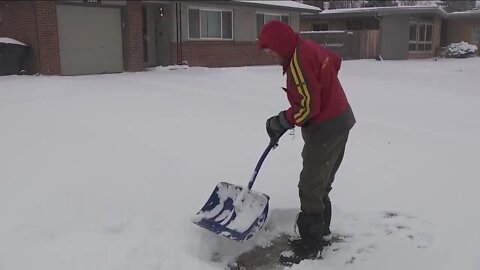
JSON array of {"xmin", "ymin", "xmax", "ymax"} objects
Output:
[
  {"xmin": 34, "ymin": 1, "xmax": 61, "ymax": 75},
  {"xmin": 126, "ymin": 1, "xmax": 144, "ymax": 72}
]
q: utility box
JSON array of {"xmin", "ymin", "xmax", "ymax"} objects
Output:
[{"xmin": 0, "ymin": 38, "xmax": 29, "ymax": 76}]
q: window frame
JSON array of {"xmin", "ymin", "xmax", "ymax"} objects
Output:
[
  {"xmin": 256, "ymin": 12, "xmax": 290, "ymax": 38},
  {"xmin": 187, "ymin": 7, "xmax": 234, "ymax": 41},
  {"xmin": 409, "ymin": 21, "xmax": 433, "ymax": 52}
]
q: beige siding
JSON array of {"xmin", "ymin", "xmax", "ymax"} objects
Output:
[
  {"xmin": 234, "ymin": 7, "xmax": 256, "ymax": 41},
  {"xmin": 300, "ymin": 19, "xmax": 312, "ymax": 31},
  {"xmin": 476, "ymin": 21, "xmax": 480, "ymax": 46},
  {"xmin": 475, "ymin": 21, "xmax": 480, "ymax": 45},
  {"xmin": 330, "ymin": 20, "xmax": 348, "ymax": 30},
  {"xmin": 300, "ymin": 19, "xmax": 348, "ymax": 31},
  {"xmin": 447, "ymin": 19, "xmax": 476, "ymax": 44},
  {"xmin": 433, "ymin": 17, "xmax": 442, "ymax": 56},
  {"xmin": 289, "ymin": 13, "xmax": 301, "ymax": 32},
  {"xmin": 408, "ymin": 51, "xmax": 435, "ymax": 59}
]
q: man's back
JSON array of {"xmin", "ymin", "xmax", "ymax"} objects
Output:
[{"xmin": 286, "ymin": 37, "xmax": 351, "ymax": 126}]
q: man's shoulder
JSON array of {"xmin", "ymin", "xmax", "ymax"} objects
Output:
[
  {"xmin": 298, "ymin": 39, "xmax": 341, "ymax": 67},
  {"xmin": 297, "ymin": 39, "xmax": 326, "ymax": 56},
  {"xmin": 295, "ymin": 39, "xmax": 324, "ymax": 65}
]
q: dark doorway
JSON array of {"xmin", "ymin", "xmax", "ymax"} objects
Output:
[{"xmin": 143, "ymin": 4, "xmax": 172, "ymax": 67}]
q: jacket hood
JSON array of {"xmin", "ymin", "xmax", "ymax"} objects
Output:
[{"xmin": 257, "ymin": 21, "xmax": 299, "ymax": 72}]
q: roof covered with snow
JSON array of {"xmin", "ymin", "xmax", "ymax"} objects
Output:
[
  {"xmin": 304, "ymin": 5, "xmax": 480, "ymax": 19},
  {"xmin": 449, "ymin": 9, "xmax": 480, "ymax": 18},
  {"xmin": 315, "ymin": 6, "xmax": 447, "ymax": 18},
  {"xmin": 0, "ymin": 37, "xmax": 26, "ymax": 46},
  {"xmin": 232, "ymin": 0, "xmax": 321, "ymax": 12},
  {"xmin": 321, "ymin": 6, "xmax": 438, "ymax": 14}
]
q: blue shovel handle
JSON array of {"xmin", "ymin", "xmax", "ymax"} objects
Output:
[{"xmin": 247, "ymin": 143, "xmax": 275, "ymax": 190}]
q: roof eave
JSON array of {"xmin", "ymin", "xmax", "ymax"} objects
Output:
[
  {"xmin": 302, "ymin": 11, "xmax": 377, "ymax": 19},
  {"xmin": 303, "ymin": 6, "xmax": 449, "ymax": 19},
  {"xmin": 228, "ymin": 1, "xmax": 321, "ymax": 13},
  {"xmin": 447, "ymin": 11, "xmax": 480, "ymax": 19},
  {"xmin": 378, "ymin": 8, "xmax": 447, "ymax": 17}
]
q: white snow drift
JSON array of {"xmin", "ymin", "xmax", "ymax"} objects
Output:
[{"xmin": 0, "ymin": 57, "xmax": 479, "ymax": 270}]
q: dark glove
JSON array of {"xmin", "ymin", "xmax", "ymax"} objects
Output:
[{"xmin": 266, "ymin": 111, "xmax": 294, "ymax": 147}]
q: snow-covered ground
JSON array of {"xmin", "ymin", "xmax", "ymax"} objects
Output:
[{"xmin": 0, "ymin": 58, "xmax": 479, "ymax": 270}]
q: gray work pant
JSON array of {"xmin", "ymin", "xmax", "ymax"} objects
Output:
[{"xmin": 299, "ymin": 131, "xmax": 349, "ymax": 214}]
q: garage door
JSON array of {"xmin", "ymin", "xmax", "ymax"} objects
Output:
[{"xmin": 56, "ymin": 5, "xmax": 124, "ymax": 75}]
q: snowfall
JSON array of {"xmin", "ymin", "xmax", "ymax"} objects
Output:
[{"xmin": 1, "ymin": 57, "xmax": 479, "ymax": 270}]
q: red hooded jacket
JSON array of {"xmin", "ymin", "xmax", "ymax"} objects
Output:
[{"xmin": 258, "ymin": 21, "xmax": 355, "ymax": 140}]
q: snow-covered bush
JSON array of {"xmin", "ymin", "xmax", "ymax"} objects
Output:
[{"xmin": 442, "ymin": 41, "xmax": 478, "ymax": 58}]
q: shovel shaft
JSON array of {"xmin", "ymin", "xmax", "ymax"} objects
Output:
[
  {"xmin": 233, "ymin": 143, "xmax": 274, "ymax": 208},
  {"xmin": 247, "ymin": 143, "xmax": 274, "ymax": 190}
]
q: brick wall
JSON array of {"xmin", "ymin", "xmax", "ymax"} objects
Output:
[
  {"xmin": 2, "ymin": 1, "xmax": 144, "ymax": 75},
  {"xmin": 34, "ymin": 1, "xmax": 60, "ymax": 75},
  {"xmin": 126, "ymin": 1, "xmax": 144, "ymax": 72},
  {"xmin": 1, "ymin": 2, "xmax": 280, "ymax": 74},
  {"xmin": 171, "ymin": 41, "xmax": 278, "ymax": 67},
  {"xmin": 0, "ymin": 1, "xmax": 38, "ymax": 74}
]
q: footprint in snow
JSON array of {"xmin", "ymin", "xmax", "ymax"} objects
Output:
[{"xmin": 379, "ymin": 211, "xmax": 434, "ymax": 248}]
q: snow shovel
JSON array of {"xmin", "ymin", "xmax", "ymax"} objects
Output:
[{"xmin": 192, "ymin": 143, "xmax": 274, "ymax": 241}]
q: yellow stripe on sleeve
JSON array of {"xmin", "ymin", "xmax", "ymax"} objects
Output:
[
  {"xmin": 289, "ymin": 53, "xmax": 307, "ymax": 119},
  {"xmin": 292, "ymin": 49, "xmax": 311, "ymax": 123}
]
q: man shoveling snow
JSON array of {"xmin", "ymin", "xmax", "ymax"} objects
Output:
[{"xmin": 257, "ymin": 20, "xmax": 356, "ymax": 265}]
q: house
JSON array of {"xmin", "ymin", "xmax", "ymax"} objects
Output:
[
  {"xmin": 0, "ymin": 0, "xmax": 320, "ymax": 76},
  {"xmin": 145, "ymin": 0, "xmax": 320, "ymax": 68},
  {"xmin": 301, "ymin": 5, "xmax": 480, "ymax": 60},
  {"xmin": 445, "ymin": 9, "xmax": 480, "ymax": 47}
]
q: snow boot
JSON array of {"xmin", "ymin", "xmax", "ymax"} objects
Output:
[
  {"xmin": 288, "ymin": 197, "xmax": 332, "ymax": 246},
  {"xmin": 280, "ymin": 212, "xmax": 331, "ymax": 265},
  {"xmin": 323, "ymin": 196, "xmax": 332, "ymax": 241}
]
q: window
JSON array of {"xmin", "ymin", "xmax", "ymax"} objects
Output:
[
  {"xmin": 313, "ymin": 23, "xmax": 329, "ymax": 31},
  {"xmin": 409, "ymin": 22, "xmax": 433, "ymax": 51},
  {"xmin": 188, "ymin": 8, "xmax": 233, "ymax": 40},
  {"xmin": 256, "ymin": 13, "xmax": 289, "ymax": 38}
]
